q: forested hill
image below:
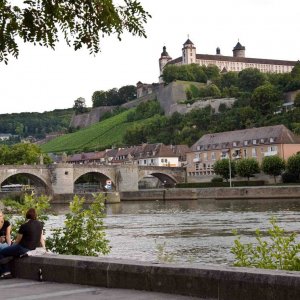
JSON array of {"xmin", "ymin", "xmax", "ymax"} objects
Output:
[{"xmin": 0, "ymin": 108, "xmax": 74, "ymax": 139}]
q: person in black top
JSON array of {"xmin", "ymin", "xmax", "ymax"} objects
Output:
[
  {"xmin": 0, "ymin": 211, "xmax": 11, "ymax": 250},
  {"xmin": 0, "ymin": 208, "xmax": 45, "ymax": 279}
]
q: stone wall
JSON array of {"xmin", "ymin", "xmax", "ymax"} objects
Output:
[
  {"xmin": 70, "ymin": 106, "xmax": 117, "ymax": 129},
  {"xmin": 120, "ymin": 186, "xmax": 300, "ymax": 201},
  {"xmin": 11, "ymin": 255, "xmax": 300, "ymax": 300}
]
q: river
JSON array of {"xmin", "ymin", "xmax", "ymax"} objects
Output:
[{"xmin": 47, "ymin": 199, "xmax": 300, "ymax": 266}]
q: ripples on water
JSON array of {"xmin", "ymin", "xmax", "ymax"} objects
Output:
[{"xmin": 47, "ymin": 199, "xmax": 300, "ymax": 266}]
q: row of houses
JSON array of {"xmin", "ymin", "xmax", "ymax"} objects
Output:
[{"xmin": 67, "ymin": 143, "xmax": 190, "ymax": 167}]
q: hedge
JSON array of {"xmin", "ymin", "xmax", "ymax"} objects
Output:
[{"xmin": 176, "ymin": 181, "xmax": 265, "ymax": 188}]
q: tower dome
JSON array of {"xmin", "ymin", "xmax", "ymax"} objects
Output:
[{"xmin": 161, "ymin": 46, "xmax": 170, "ymax": 57}]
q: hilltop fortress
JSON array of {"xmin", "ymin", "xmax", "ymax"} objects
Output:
[
  {"xmin": 71, "ymin": 38, "xmax": 298, "ymax": 129},
  {"xmin": 158, "ymin": 38, "xmax": 296, "ymax": 82}
]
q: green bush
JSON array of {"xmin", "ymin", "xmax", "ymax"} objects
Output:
[
  {"xmin": 211, "ymin": 177, "xmax": 223, "ymax": 183},
  {"xmin": 47, "ymin": 193, "xmax": 110, "ymax": 256},
  {"xmin": 281, "ymin": 172, "xmax": 299, "ymax": 183},
  {"xmin": 231, "ymin": 218, "xmax": 300, "ymax": 270}
]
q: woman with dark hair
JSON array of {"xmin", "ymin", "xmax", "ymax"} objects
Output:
[
  {"xmin": 0, "ymin": 208, "xmax": 45, "ymax": 279},
  {"xmin": 0, "ymin": 211, "xmax": 11, "ymax": 250}
]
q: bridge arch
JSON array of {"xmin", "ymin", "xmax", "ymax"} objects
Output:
[
  {"xmin": 138, "ymin": 171, "xmax": 177, "ymax": 189},
  {"xmin": 0, "ymin": 172, "xmax": 50, "ymax": 194},
  {"xmin": 74, "ymin": 171, "xmax": 115, "ymax": 192}
]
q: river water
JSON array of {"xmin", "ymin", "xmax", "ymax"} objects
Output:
[{"xmin": 47, "ymin": 199, "xmax": 300, "ymax": 266}]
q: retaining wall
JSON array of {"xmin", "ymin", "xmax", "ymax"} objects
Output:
[
  {"xmin": 120, "ymin": 186, "xmax": 300, "ymax": 201},
  {"xmin": 11, "ymin": 256, "xmax": 300, "ymax": 300}
]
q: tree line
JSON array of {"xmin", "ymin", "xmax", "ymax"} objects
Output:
[
  {"xmin": 0, "ymin": 109, "xmax": 73, "ymax": 140},
  {"xmin": 213, "ymin": 155, "xmax": 299, "ymax": 183}
]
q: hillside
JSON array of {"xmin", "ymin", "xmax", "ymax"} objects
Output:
[
  {"xmin": 0, "ymin": 108, "xmax": 73, "ymax": 139},
  {"xmin": 41, "ymin": 109, "xmax": 151, "ymax": 153}
]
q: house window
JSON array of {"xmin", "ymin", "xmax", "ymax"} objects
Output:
[
  {"xmin": 268, "ymin": 146, "xmax": 278, "ymax": 152},
  {"xmin": 233, "ymin": 142, "xmax": 237, "ymax": 147},
  {"xmin": 144, "ymin": 160, "xmax": 146, "ymax": 164},
  {"xmin": 252, "ymin": 148, "xmax": 257, "ymax": 157},
  {"xmin": 270, "ymin": 138, "xmax": 274, "ymax": 143},
  {"xmin": 244, "ymin": 141, "xmax": 248, "ymax": 146},
  {"xmin": 211, "ymin": 152, "xmax": 216, "ymax": 160},
  {"xmin": 243, "ymin": 149, "xmax": 247, "ymax": 157},
  {"xmin": 161, "ymin": 159, "xmax": 164, "ymax": 163},
  {"xmin": 253, "ymin": 139, "xmax": 257, "ymax": 145},
  {"xmin": 203, "ymin": 153, "xmax": 208, "ymax": 161},
  {"xmin": 196, "ymin": 145, "xmax": 200, "ymax": 150},
  {"xmin": 195, "ymin": 163, "xmax": 200, "ymax": 171},
  {"xmin": 260, "ymin": 138, "xmax": 265, "ymax": 143}
]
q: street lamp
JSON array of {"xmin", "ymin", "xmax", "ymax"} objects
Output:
[{"xmin": 229, "ymin": 158, "xmax": 232, "ymax": 188}]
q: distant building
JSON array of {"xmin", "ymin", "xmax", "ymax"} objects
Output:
[
  {"xmin": 67, "ymin": 144, "xmax": 190, "ymax": 167},
  {"xmin": 159, "ymin": 39, "xmax": 297, "ymax": 82},
  {"xmin": 186, "ymin": 125, "xmax": 300, "ymax": 178},
  {"xmin": 0, "ymin": 133, "xmax": 12, "ymax": 141}
]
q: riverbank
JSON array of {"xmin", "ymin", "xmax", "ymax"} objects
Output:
[{"xmin": 120, "ymin": 185, "xmax": 300, "ymax": 201}]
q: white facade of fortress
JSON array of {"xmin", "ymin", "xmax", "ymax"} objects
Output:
[{"xmin": 159, "ymin": 39, "xmax": 296, "ymax": 82}]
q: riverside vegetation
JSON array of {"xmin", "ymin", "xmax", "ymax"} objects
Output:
[{"xmin": 2, "ymin": 193, "xmax": 110, "ymax": 256}]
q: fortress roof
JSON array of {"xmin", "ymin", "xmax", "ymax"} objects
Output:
[
  {"xmin": 167, "ymin": 53, "xmax": 296, "ymax": 66},
  {"xmin": 233, "ymin": 41, "xmax": 245, "ymax": 51},
  {"xmin": 183, "ymin": 39, "xmax": 194, "ymax": 45}
]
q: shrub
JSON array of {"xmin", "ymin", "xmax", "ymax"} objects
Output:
[
  {"xmin": 47, "ymin": 193, "xmax": 110, "ymax": 256},
  {"xmin": 281, "ymin": 172, "xmax": 299, "ymax": 183},
  {"xmin": 211, "ymin": 176, "xmax": 223, "ymax": 183},
  {"xmin": 231, "ymin": 218, "xmax": 300, "ymax": 270}
]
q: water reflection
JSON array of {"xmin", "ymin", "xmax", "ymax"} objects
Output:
[{"xmin": 47, "ymin": 199, "xmax": 300, "ymax": 265}]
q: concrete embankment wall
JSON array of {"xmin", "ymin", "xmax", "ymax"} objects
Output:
[
  {"xmin": 11, "ymin": 255, "xmax": 300, "ymax": 300},
  {"xmin": 120, "ymin": 186, "xmax": 300, "ymax": 201}
]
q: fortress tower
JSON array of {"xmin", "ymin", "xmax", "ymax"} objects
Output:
[
  {"xmin": 182, "ymin": 39, "xmax": 196, "ymax": 65},
  {"xmin": 159, "ymin": 46, "xmax": 172, "ymax": 83},
  {"xmin": 232, "ymin": 41, "xmax": 246, "ymax": 58}
]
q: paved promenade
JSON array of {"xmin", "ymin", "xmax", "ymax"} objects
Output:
[{"xmin": 0, "ymin": 278, "xmax": 201, "ymax": 300}]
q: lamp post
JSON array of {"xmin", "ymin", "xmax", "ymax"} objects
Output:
[
  {"xmin": 229, "ymin": 158, "xmax": 232, "ymax": 188},
  {"xmin": 227, "ymin": 150, "xmax": 232, "ymax": 188}
]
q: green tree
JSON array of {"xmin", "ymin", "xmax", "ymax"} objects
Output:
[
  {"xmin": 238, "ymin": 68, "xmax": 266, "ymax": 92},
  {"xmin": 286, "ymin": 154, "xmax": 300, "ymax": 180},
  {"xmin": 261, "ymin": 156, "xmax": 286, "ymax": 184},
  {"xmin": 47, "ymin": 194, "xmax": 110, "ymax": 256},
  {"xmin": 0, "ymin": 0, "xmax": 150, "ymax": 64},
  {"xmin": 251, "ymin": 83, "xmax": 281, "ymax": 114},
  {"xmin": 92, "ymin": 91, "xmax": 108, "ymax": 107},
  {"xmin": 118, "ymin": 85, "xmax": 137, "ymax": 103},
  {"xmin": 291, "ymin": 61, "xmax": 300, "ymax": 79},
  {"xmin": 236, "ymin": 158, "xmax": 260, "ymax": 181},
  {"xmin": 220, "ymin": 71, "xmax": 238, "ymax": 89},
  {"xmin": 294, "ymin": 93, "xmax": 300, "ymax": 108},
  {"xmin": 73, "ymin": 97, "xmax": 88, "ymax": 114},
  {"xmin": 213, "ymin": 159, "xmax": 236, "ymax": 182},
  {"xmin": 1, "ymin": 143, "xmax": 51, "ymax": 165}
]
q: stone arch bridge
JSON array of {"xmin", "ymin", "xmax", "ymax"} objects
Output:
[{"xmin": 0, "ymin": 164, "xmax": 186, "ymax": 195}]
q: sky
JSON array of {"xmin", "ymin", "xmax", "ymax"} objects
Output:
[{"xmin": 1, "ymin": 0, "xmax": 300, "ymax": 114}]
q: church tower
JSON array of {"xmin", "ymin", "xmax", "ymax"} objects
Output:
[
  {"xmin": 233, "ymin": 41, "xmax": 246, "ymax": 58},
  {"xmin": 159, "ymin": 46, "xmax": 172, "ymax": 83},
  {"xmin": 182, "ymin": 38, "xmax": 196, "ymax": 65}
]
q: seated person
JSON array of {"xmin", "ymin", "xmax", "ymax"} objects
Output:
[
  {"xmin": 0, "ymin": 208, "xmax": 45, "ymax": 279},
  {"xmin": 0, "ymin": 211, "xmax": 11, "ymax": 250}
]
